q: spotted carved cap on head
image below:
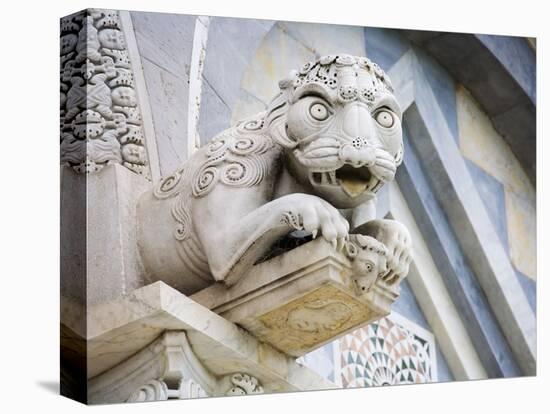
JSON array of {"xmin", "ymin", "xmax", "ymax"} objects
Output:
[{"xmin": 279, "ymin": 54, "xmax": 394, "ymax": 106}]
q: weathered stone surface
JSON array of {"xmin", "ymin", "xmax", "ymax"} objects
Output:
[
  {"xmin": 240, "ymin": 24, "xmax": 314, "ymax": 104},
  {"xmin": 230, "ymin": 88, "xmax": 268, "ymax": 127},
  {"xmin": 364, "ymin": 27, "xmax": 410, "ymax": 71},
  {"xmin": 139, "ymin": 58, "xmax": 189, "ymax": 175},
  {"xmin": 398, "ymin": 122, "xmax": 520, "ymax": 378},
  {"xmin": 197, "ymin": 17, "xmax": 274, "ymax": 146},
  {"xmin": 60, "ymin": 166, "xmax": 87, "ymax": 318},
  {"xmin": 506, "ymin": 189, "xmax": 536, "ymax": 279},
  {"xmin": 387, "ymin": 180, "xmax": 488, "ymax": 381},
  {"xmin": 197, "ymin": 78, "xmax": 232, "ymax": 144},
  {"xmin": 61, "ymin": 163, "xmax": 151, "ymax": 315},
  {"xmin": 403, "ymin": 31, "xmax": 536, "ymax": 183},
  {"xmin": 131, "ymin": 11, "xmax": 195, "ymax": 79},
  {"xmin": 87, "ymin": 164, "xmax": 151, "ymax": 305},
  {"xmin": 476, "ymin": 34, "xmax": 536, "ymax": 103},
  {"xmin": 457, "ymin": 86, "xmax": 534, "ymax": 199},
  {"xmin": 279, "ymin": 21, "xmax": 366, "ymax": 57},
  {"xmin": 464, "ymin": 159, "xmax": 509, "ymax": 249},
  {"xmin": 202, "ymin": 17, "xmax": 274, "ymax": 109},
  {"xmin": 456, "ymin": 85, "xmax": 536, "ymax": 280},
  {"xmin": 131, "ymin": 11, "xmax": 195, "ymax": 176},
  {"xmin": 401, "ymin": 77, "xmax": 535, "ymax": 375}
]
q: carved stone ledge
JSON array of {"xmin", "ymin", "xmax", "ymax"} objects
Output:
[
  {"xmin": 191, "ymin": 237, "xmax": 401, "ymax": 357},
  {"xmin": 86, "ymin": 282, "xmax": 335, "ymax": 403}
]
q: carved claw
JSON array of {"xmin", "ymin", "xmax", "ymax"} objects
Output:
[
  {"xmin": 337, "ymin": 236, "xmax": 346, "ymax": 252},
  {"xmin": 331, "ymin": 238, "xmax": 337, "ymax": 250},
  {"xmin": 312, "ymin": 229, "xmax": 318, "ymax": 239}
]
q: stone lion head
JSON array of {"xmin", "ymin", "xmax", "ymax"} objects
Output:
[{"xmin": 265, "ymin": 54, "xmax": 403, "ymax": 209}]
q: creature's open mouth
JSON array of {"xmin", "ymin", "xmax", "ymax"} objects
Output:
[{"xmin": 310, "ymin": 165, "xmax": 382, "ymax": 197}]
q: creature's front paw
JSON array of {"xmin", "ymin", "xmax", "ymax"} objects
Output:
[
  {"xmin": 280, "ymin": 194, "xmax": 349, "ymax": 250},
  {"xmin": 354, "ymin": 219, "xmax": 412, "ymax": 285}
]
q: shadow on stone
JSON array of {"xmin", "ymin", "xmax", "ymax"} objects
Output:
[{"xmin": 36, "ymin": 380, "xmax": 59, "ymax": 395}]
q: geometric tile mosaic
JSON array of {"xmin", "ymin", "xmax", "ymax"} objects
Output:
[{"xmin": 338, "ymin": 315, "xmax": 435, "ymax": 388}]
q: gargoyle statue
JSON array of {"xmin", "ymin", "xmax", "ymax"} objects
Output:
[{"xmin": 138, "ymin": 54, "xmax": 412, "ymax": 294}]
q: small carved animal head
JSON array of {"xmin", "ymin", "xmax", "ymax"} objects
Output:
[
  {"xmin": 265, "ymin": 54, "xmax": 403, "ymax": 208},
  {"xmin": 345, "ymin": 234, "xmax": 388, "ymax": 294}
]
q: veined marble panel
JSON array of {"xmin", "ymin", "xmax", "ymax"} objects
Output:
[{"xmin": 457, "ymin": 85, "xmax": 536, "ymax": 280}]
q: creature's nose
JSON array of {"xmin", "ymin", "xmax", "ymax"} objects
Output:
[
  {"xmin": 342, "ymin": 103, "xmax": 375, "ymax": 139},
  {"xmin": 338, "ymin": 104, "xmax": 378, "ymax": 167},
  {"xmin": 339, "ymin": 143, "xmax": 376, "ymax": 168}
]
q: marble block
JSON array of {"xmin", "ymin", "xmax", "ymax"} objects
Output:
[{"xmin": 191, "ymin": 238, "xmax": 400, "ymax": 357}]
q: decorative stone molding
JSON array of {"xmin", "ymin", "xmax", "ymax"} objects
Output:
[
  {"xmin": 178, "ymin": 378, "xmax": 209, "ymax": 399},
  {"xmin": 224, "ymin": 373, "xmax": 264, "ymax": 396},
  {"xmin": 88, "ymin": 331, "xmax": 216, "ymax": 404},
  {"xmin": 60, "ymin": 9, "xmax": 150, "ymax": 179},
  {"xmin": 126, "ymin": 377, "xmax": 209, "ymax": 402},
  {"xmin": 127, "ymin": 379, "xmax": 169, "ymax": 403}
]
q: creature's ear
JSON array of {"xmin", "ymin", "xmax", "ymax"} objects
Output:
[
  {"xmin": 354, "ymin": 234, "xmax": 371, "ymax": 249},
  {"xmin": 394, "ymin": 141, "xmax": 404, "ymax": 167},
  {"xmin": 265, "ymin": 71, "xmax": 299, "ymax": 149},
  {"xmin": 344, "ymin": 240, "xmax": 358, "ymax": 259},
  {"xmin": 278, "ymin": 69, "xmax": 299, "ymax": 90},
  {"xmin": 378, "ymin": 256, "xmax": 389, "ymax": 277}
]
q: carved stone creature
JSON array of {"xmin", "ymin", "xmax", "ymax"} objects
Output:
[
  {"xmin": 138, "ymin": 54, "xmax": 412, "ymax": 294},
  {"xmin": 345, "ymin": 234, "xmax": 389, "ymax": 294},
  {"xmin": 353, "ymin": 219, "xmax": 412, "ymax": 287}
]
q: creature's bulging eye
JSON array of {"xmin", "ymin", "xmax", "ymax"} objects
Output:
[
  {"xmin": 374, "ymin": 110, "xmax": 394, "ymax": 128},
  {"xmin": 309, "ymin": 102, "xmax": 330, "ymax": 121}
]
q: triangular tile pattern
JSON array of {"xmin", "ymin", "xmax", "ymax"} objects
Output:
[{"xmin": 340, "ymin": 317, "xmax": 432, "ymax": 388}]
